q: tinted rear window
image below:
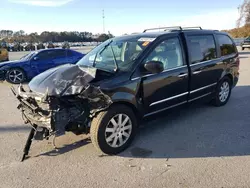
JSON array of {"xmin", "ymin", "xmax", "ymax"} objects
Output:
[
  {"xmin": 216, "ymin": 34, "xmax": 236, "ymax": 56},
  {"xmin": 187, "ymin": 35, "xmax": 217, "ymax": 64}
]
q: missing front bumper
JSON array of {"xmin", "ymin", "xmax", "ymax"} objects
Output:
[
  {"xmin": 11, "ymin": 84, "xmax": 113, "ymax": 161},
  {"xmin": 12, "ymin": 85, "xmax": 91, "ymax": 135}
]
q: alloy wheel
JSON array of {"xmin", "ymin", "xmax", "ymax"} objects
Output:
[
  {"xmin": 8, "ymin": 69, "xmax": 24, "ymax": 84},
  {"xmin": 219, "ymin": 81, "xmax": 230, "ymax": 103},
  {"xmin": 105, "ymin": 114, "xmax": 132, "ymax": 148}
]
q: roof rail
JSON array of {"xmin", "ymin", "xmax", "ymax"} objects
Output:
[
  {"xmin": 143, "ymin": 26, "xmax": 182, "ymax": 33},
  {"xmin": 143, "ymin": 26, "xmax": 203, "ymax": 33},
  {"xmin": 182, "ymin": 26, "xmax": 202, "ymax": 30}
]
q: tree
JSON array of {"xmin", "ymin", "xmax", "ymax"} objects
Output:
[
  {"xmin": 0, "ymin": 30, "xmax": 115, "ymax": 43},
  {"xmin": 0, "ymin": 30, "xmax": 13, "ymax": 38},
  {"xmin": 19, "ymin": 30, "xmax": 25, "ymax": 36},
  {"xmin": 237, "ymin": 0, "xmax": 250, "ymax": 27},
  {"xmin": 28, "ymin": 32, "xmax": 39, "ymax": 43},
  {"xmin": 97, "ymin": 34, "xmax": 110, "ymax": 42}
]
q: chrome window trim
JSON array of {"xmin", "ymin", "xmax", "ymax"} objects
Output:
[
  {"xmin": 144, "ymin": 101, "xmax": 187, "ymax": 117},
  {"xmin": 220, "ymin": 53, "xmax": 237, "ymax": 60},
  {"xmin": 150, "ymin": 92, "xmax": 189, "ymax": 107},
  {"xmin": 189, "ymin": 58, "xmax": 219, "ymax": 67},
  {"xmin": 190, "ymin": 83, "xmax": 217, "ymax": 94},
  {"xmin": 131, "ymin": 65, "xmax": 188, "ymax": 81},
  {"xmin": 162, "ymin": 65, "xmax": 187, "ymax": 73},
  {"xmin": 188, "ymin": 92, "xmax": 212, "ymax": 102}
]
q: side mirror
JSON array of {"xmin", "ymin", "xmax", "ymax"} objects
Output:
[
  {"xmin": 144, "ymin": 61, "xmax": 164, "ymax": 74},
  {"xmin": 33, "ymin": 57, "xmax": 39, "ymax": 61}
]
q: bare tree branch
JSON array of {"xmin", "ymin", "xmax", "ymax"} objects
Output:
[{"xmin": 237, "ymin": 0, "xmax": 250, "ymax": 27}]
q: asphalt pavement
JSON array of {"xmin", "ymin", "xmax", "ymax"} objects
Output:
[{"xmin": 0, "ymin": 49, "xmax": 250, "ymax": 188}]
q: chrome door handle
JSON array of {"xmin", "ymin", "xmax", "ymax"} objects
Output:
[
  {"xmin": 178, "ymin": 73, "xmax": 188, "ymax": 78},
  {"xmin": 193, "ymin": 71, "xmax": 202, "ymax": 75}
]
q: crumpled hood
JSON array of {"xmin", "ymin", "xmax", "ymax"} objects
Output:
[{"xmin": 29, "ymin": 64, "xmax": 97, "ymax": 97}]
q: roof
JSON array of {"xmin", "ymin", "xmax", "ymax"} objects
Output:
[
  {"xmin": 114, "ymin": 32, "xmax": 166, "ymax": 41},
  {"xmin": 36, "ymin": 48, "xmax": 74, "ymax": 53},
  {"xmin": 114, "ymin": 29, "xmax": 227, "ymax": 41}
]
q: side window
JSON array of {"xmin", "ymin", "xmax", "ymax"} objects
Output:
[
  {"xmin": 216, "ymin": 34, "xmax": 236, "ymax": 56},
  {"xmin": 95, "ymin": 46, "xmax": 116, "ymax": 70},
  {"xmin": 187, "ymin": 35, "xmax": 217, "ymax": 64},
  {"xmin": 52, "ymin": 50, "xmax": 66, "ymax": 59},
  {"xmin": 36, "ymin": 51, "xmax": 51, "ymax": 60},
  {"xmin": 145, "ymin": 37, "xmax": 184, "ymax": 70}
]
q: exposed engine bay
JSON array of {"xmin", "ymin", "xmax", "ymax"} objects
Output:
[{"xmin": 11, "ymin": 64, "xmax": 113, "ymax": 161}]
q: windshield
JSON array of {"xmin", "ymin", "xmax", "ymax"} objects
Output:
[
  {"xmin": 77, "ymin": 36, "xmax": 154, "ymax": 72},
  {"xmin": 20, "ymin": 51, "xmax": 36, "ymax": 61}
]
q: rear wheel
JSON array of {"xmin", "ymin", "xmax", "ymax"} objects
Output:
[
  {"xmin": 6, "ymin": 68, "xmax": 26, "ymax": 84},
  {"xmin": 90, "ymin": 105, "xmax": 137, "ymax": 155},
  {"xmin": 212, "ymin": 77, "xmax": 232, "ymax": 107}
]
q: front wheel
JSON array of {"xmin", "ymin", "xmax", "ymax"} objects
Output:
[
  {"xmin": 212, "ymin": 77, "xmax": 232, "ymax": 107},
  {"xmin": 90, "ymin": 104, "xmax": 137, "ymax": 155},
  {"xmin": 6, "ymin": 68, "xmax": 26, "ymax": 84}
]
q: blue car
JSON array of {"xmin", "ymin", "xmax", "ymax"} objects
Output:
[{"xmin": 0, "ymin": 48, "xmax": 84, "ymax": 84}]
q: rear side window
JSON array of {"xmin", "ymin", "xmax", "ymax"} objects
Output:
[
  {"xmin": 187, "ymin": 35, "xmax": 217, "ymax": 64},
  {"xmin": 216, "ymin": 34, "xmax": 236, "ymax": 56},
  {"xmin": 36, "ymin": 51, "xmax": 51, "ymax": 60},
  {"xmin": 52, "ymin": 50, "xmax": 66, "ymax": 58}
]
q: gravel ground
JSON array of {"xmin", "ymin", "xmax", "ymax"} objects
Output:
[{"xmin": 0, "ymin": 49, "xmax": 250, "ymax": 188}]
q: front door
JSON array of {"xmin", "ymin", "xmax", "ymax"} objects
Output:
[
  {"xmin": 30, "ymin": 50, "xmax": 55, "ymax": 75},
  {"xmin": 140, "ymin": 37, "xmax": 189, "ymax": 117}
]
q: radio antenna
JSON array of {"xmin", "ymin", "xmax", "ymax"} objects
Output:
[{"xmin": 102, "ymin": 9, "xmax": 105, "ymax": 33}]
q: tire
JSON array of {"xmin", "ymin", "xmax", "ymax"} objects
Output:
[
  {"xmin": 90, "ymin": 104, "xmax": 137, "ymax": 155},
  {"xmin": 6, "ymin": 68, "xmax": 26, "ymax": 84},
  {"xmin": 212, "ymin": 77, "xmax": 232, "ymax": 107},
  {"xmin": 242, "ymin": 47, "xmax": 245, "ymax": 51}
]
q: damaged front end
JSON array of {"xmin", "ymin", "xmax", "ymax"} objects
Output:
[{"xmin": 11, "ymin": 64, "xmax": 113, "ymax": 161}]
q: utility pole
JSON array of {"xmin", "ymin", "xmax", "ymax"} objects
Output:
[{"xmin": 102, "ymin": 9, "xmax": 105, "ymax": 33}]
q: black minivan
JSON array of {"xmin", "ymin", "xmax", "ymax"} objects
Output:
[{"xmin": 13, "ymin": 26, "xmax": 240, "ymax": 160}]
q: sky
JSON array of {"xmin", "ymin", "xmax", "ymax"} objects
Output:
[{"xmin": 1, "ymin": 0, "xmax": 242, "ymax": 36}]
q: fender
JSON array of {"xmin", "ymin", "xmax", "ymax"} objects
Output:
[
  {"xmin": 104, "ymin": 78, "xmax": 145, "ymax": 117},
  {"xmin": 219, "ymin": 58, "xmax": 238, "ymax": 84},
  {"xmin": 111, "ymin": 92, "xmax": 144, "ymax": 118}
]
